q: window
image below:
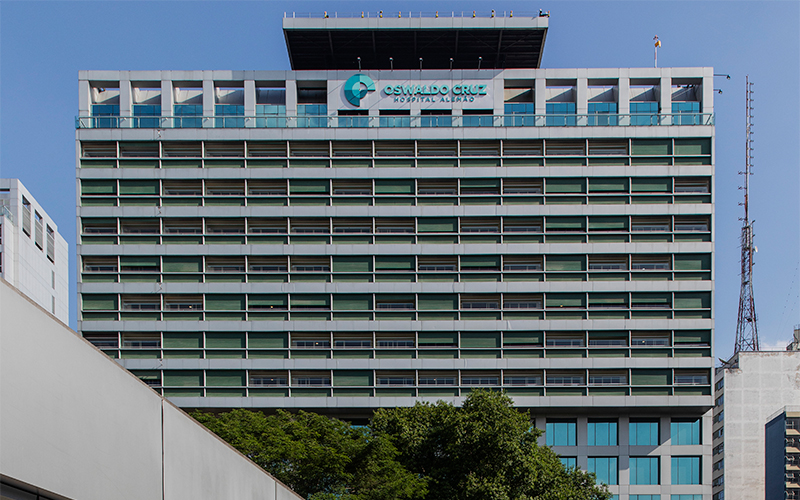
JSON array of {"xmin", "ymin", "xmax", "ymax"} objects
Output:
[
  {"xmin": 672, "ymin": 101, "xmax": 701, "ymax": 125},
  {"xmin": 630, "ymin": 420, "xmax": 659, "ymax": 446},
  {"xmin": 630, "ymin": 457, "xmax": 660, "ymax": 484},
  {"xmin": 297, "ymin": 104, "xmax": 328, "ymax": 128},
  {"xmin": 713, "ymin": 411, "xmax": 724, "ymax": 423},
  {"xmin": 504, "ymin": 102, "xmax": 535, "ymax": 126},
  {"xmin": 420, "ymin": 109, "xmax": 452, "ymax": 128},
  {"xmin": 46, "ymin": 225, "xmax": 55, "ymax": 262},
  {"xmin": 630, "ymin": 102, "xmax": 658, "ymax": 125},
  {"xmin": 631, "ymin": 496, "xmax": 661, "ymax": 500},
  {"xmin": 462, "ymin": 109, "xmax": 493, "ymax": 127},
  {"xmin": 588, "ymin": 102, "xmax": 618, "ymax": 126},
  {"xmin": 133, "ymin": 104, "xmax": 161, "ymax": 128},
  {"xmin": 21, "ymin": 196, "xmax": 31, "ymax": 236},
  {"xmin": 672, "ymin": 496, "xmax": 702, "ymax": 500},
  {"xmin": 671, "ymin": 419, "xmax": 701, "ymax": 445},
  {"xmin": 587, "ymin": 457, "xmax": 618, "ymax": 485},
  {"xmin": 91, "ymin": 104, "xmax": 120, "ymax": 128},
  {"xmin": 546, "ymin": 102, "xmax": 576, "ymax": 126},
  {"xmin": 174, "ymin": 104, "xmax": 202, "ymax": 128},
  {"xmin": 379, "ymin": 109, "xmax": 410, "ymax": 128},
  {"xmin": 713, "ymin": 459, "xmax": 724, "ymax": 471},
  {"xmin": 671, "ymin": 457, "xmax": 701, "ymax": 484},
  {"xmin": 338, "ymin": 109, "xmax": 369, "ymax": 128},
  {"xmin": 34, "ymin": 211, "xmax": 44, "ymax": 250},
  {"xmin": 256, "ymin": 104, "xmax": 287, "ymax": 128},
  {"xmin": 560, "ymin": 457, "xmax": 577, "ymax": 469},
  {"xmin": 588, "ymin": 420, "xmax": 618, "ymax": 446},
  {"xmin": 546, "ymin": 420, "xmax": 577, "ymax": 446},
  {"xmin": 215, "ymin": 105, "xmax": 244, "ymax": 128},
  {"xmin": 712, "ymin": 427, "xmax": 723, "ymax": 440}
]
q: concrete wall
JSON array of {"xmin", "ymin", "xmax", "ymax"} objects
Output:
[
  {"xmin": 713, "ymin": 352, "xmax": 800, "ymax": 500},
  {"xmin": 0, "ymin": 278, "xmax": 301, "ymax": 500}
]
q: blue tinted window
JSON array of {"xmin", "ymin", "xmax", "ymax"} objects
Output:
[
  {"xmin": 630, "ymin": 420, "xmax": 659, "ymax": 445},
  {"xmin": 587, "ymin": 457, "xmax": 618, "ymax": 485},
  {"xmin": 671, "ymin": 419, "xmax": 701, "ymax": 445},
  {"xmin": 631, "ymin": 496, "xmax": 661, "ymax": 500},
  {"xmin": 671, "ymin": 496, "xmax": 702, "ymax": 500},
  {"xmin": 560, "ymin": 457, "xmax": 576, "ymax": 469},
  {"xmin": 298, "ymin": 105, "xmax": 328, "ymax": 128},
  {"xmin": 588, "ymin": 420, "xmax": 618, "ymax": 446},
  {"xmin": 546, "ymin": 420, "xmax": 577, "ymax": 446},
  {"xmin": 91, "ymin": 104, "xmax": 119, "ymax": 128},
  {"xmin": 174, "ymin": 105, "xmax": 202, "ymax": 128},
  {"xmin": 379, "ymin": 116, "xmax": 410, "ymax": 128},
  {"xmin": 133, "ymin": 105, "xmax": 161, "ymax": 128},
  {"xmin": 588, "ymin": 102, "xmax": 618, "ymax": 126},
  {"xmin": 672, "ymin": 102, "xmax": 701, "ymax": 124},
  {"xmin": 462, "ymin": 115, "xmax": 493, "ymax": 127},
  {"xmin": 505, "ymin": 103, "xmax": 535, "ymax": 126},
  {"xmin": 546, "ymin": 102, "xmax": 576, "ymax": 126},
  {"xmin": 215, "ymin": 105, "xmax": 244, "ymax": 128},
  {"xmin": 255, "ymin": 105, "xmax": 286, "ymax": 128},
  {"xmin": 671, "ymin": 456, "xmax": 701, "ymax": 484},
  {"xmin": 337, "ymin": 114, "xmax": 369, "ymax": 128},
  {"xmin": 631, "ymin": 102, "xmax": 659, "ymax": 125},
  {"xmin": 420, "ymin": 115, "xmax": 453, "ymax": 128},
  {"xmin": 630, "ymin": 457, "xmax": 660, "ymax": 484}
]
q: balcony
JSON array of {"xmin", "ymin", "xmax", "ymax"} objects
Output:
[{"xmin": 75, "ymin": 113, "xmax": 714, "ymax": 129}]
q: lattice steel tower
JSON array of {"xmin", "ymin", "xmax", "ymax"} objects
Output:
[{"xmin": 735, "ymin": 75, "xmax": 760, "ymax": 353}]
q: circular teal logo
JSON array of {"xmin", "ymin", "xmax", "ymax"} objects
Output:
[{"xmin": 344, "ymin": 74, "xmax": 375, "ymax": 107}]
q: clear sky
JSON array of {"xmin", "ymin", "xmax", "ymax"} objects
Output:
[{"xmin": 1, "ymin": 0, "xmax": 798, "ymax": 359}]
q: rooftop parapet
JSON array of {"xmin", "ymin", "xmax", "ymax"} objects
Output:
[{"xmin": 283, "ymin": 11, "xmax": 548, "ymax": 70}]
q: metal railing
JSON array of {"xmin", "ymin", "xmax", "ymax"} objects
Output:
[
  {"xmin": 285, "ymin": 11, "xmax": 543, "ymax": 19},
  {"xmin": 76, "ymin": 113, "xmax": 714, "ymax": 129}
]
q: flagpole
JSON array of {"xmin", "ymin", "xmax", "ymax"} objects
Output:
[{"xmin": 653, "ymin": 36, "xmax": 660, "ymax": 68}]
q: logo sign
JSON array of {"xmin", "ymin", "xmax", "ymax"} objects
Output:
[{"xmin": 344, "ymin": 74, "xmax": 376, "ymax": 107}]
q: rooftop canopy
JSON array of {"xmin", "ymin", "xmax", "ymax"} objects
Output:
[{"xmin": 283, "ymin": 13, "xmax": 548, "ymax": 70}]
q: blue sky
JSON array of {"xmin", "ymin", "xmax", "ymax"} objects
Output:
[{"xmin": 1, "ymin": 0, "xmax": 798, "ymax": 359}]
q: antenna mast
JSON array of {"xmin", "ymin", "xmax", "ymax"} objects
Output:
[{"xmin": 734, "ymin": 75, "xmax": 760, "ymax": 353}]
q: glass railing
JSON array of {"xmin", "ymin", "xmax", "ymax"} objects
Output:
[{"xmin": 76, "ymin": 113, "xmax": 714, "ymax": 129}]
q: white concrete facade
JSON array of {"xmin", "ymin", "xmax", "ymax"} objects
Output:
[
  {"xmin": 712, "ymin": 351, "xmax": 800, "ymax": 500},
  {"xmin": 0, "ymin": 278, "xmax": 301, "ymax": 500},
  {"xmin": 0, "ymin": 179, "xmax": 69, "ymax": 324}
]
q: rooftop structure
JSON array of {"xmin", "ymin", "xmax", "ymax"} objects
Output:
[{"xmin": 283, "ymin": 12, "xmax": 549, "ymax": 70}]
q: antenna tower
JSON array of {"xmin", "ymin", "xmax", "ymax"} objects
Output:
[{"xmin": 734, "ymin": 75, "xmax": 760, "ymax": 353}]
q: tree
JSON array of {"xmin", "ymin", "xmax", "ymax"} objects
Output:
[
  {"xmin": 193, "ymin": 391, "xmax": 610, "ymax": 500},
  {"xmin": 371, "ymin": 390, "xmax": 611, "ymax": 500},
  {"xmin": 191, "ymin": 408, "xmax": 426, "ymax": 500}
]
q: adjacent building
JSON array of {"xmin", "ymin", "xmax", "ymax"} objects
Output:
[
  {"xmin": 76, "ymin": 13, "xmax": 715, "ymax": 499},
  {"xmin": 0, "ymin": 178, "xmax": 69, "ymax": 323},
  {"xmin": 712, "ymin": 348, "xmax": 800, "ymax": 500}
]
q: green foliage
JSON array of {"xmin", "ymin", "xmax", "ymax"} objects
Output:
[
  {"xmin": 372, "ymin": 390, "xmax": 610, "ymax": 500},
  {"xmin": 192, "ymin": 390, "xmax": 609, "ymax": 500},
  {"xmin": 191, "ymin": 408, "xmax": 426, "ymax": 500}
]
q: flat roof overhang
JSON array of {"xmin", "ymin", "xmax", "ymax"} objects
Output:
[{"xmin": 283, "ymin": 16, "xmax": 548, "ymax": 70}]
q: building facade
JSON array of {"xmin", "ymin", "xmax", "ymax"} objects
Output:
[
  {"xmin": 712, "ymin": 350, "xmax": 800, "ymax": 500},
  {"xmin": 0, "ymin": 178, "xmax": 69, "ymax": 323},
  {"xmin": 76, "ymin": 14, "xmax": 715, "ymax": 499}
]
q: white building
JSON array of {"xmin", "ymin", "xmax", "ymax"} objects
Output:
[
  {"xmin": 0, "ymin": 278, "xmax": 302, "ymax": 500},
  {"xmin": 0, "ymin": 179, "xmax": 68, "ymax": 323},
  {"xmin": 712, "ymin": 348, "xmax": 800, "ymax": 500}
]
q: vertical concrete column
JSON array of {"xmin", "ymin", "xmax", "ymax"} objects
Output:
[
  {"xmin": 244, "ymin": 80, "xmax": 256, "ymax": 128},
  {"xmin": 659, "ymin": 75, "xmax": 671, "ymax": 118},
  {"xmin": 618, "ymin": 77, "xmax": 630, "ymax": 116},
  {"xmin": 576, "ymin": 77, "xmax": 588, "ymax": 115},
  {"xmin": 701, "ymin": 73, "xmax": 714, "ymax": 115},
  {"xmin": 203, "ymin": 77, "xmax": 215, "ymax": 128},
  {"xmin": 493, "ymin": 74, "xmax": 504, "ymax": 116},
  {"xmin": 285, "ymin": 78, "xmax": 297, "ymax": 117},
  {"xmin": 119, "ymin": 77, "xmax": 132, "ymax": 118},
  {"xmin": 78, "ymin": 80, "xmax": 91, "ymax": 117},
  {"xmin": 161, "ymin": 79, "xmax": 174, "ymax": 119},
  {"xmin": 535, "ymin": 77, "xmax": 547, "ymax": 116}
]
